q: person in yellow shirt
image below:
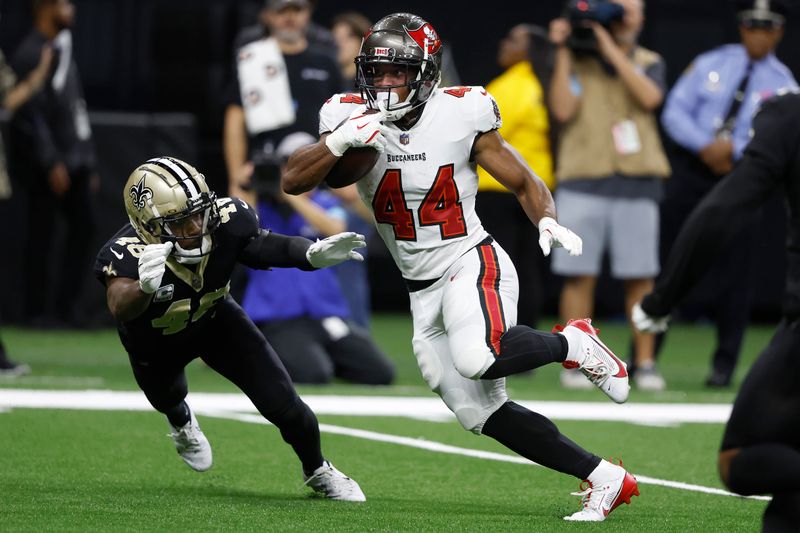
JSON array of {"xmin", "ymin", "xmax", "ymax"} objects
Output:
[{"xmin": 477, "ymin": 24, "xmax": 554, "ymax": 328}]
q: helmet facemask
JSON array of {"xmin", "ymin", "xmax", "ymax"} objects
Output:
[
  {"xmin": 160, "ymin": 192, "xmax": 220, "ymax": 264},
  {"xmin": 356, "ymin": 55, "xmax": 439, "ymax": 121}
]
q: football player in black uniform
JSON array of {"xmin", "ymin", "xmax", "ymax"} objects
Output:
[
  {"xmin": 94, "ymin": 156, "xmax": 367, "ymax": 501},
  {"xmin": 634, "ymin": 91, "xmax": 800, "ymax": 532}
]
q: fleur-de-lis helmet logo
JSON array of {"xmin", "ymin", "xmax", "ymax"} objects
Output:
[{"xmin": 129, "ymin": 174, "xmax": 153, "ymax": 210}]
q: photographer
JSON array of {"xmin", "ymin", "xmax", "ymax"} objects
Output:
[
  {"xmin": 548, "ymin": 0, "xmax": 671, "ymax": 391},
  {"xmin": 241, "ymin": 132, "xmax": 395, "ymax": 385}
]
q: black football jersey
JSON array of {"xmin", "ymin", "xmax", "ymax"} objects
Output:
[{"xmin": 94, "ymin": 197, "xmax": 259, "ymax": 347}]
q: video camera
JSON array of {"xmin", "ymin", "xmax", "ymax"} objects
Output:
[{"xmin": 565, "ymin": 0, "xmax": 625, "ymax": 53}]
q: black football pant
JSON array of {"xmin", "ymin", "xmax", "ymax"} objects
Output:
[
  {"xmin": 721, "ymin": 320, "xmax": 800, "ymax": 532},
  {"xmin": 126, "ymin": 299, "xmax": 324, "ymax": 473},
  {"xmin": 476, "ymin": 191, "xmax": 545, "ymax": 329},
  {"xmin": 22, "ymin": 166, "xmax": 95, "ymax": 321},
  {"xmin": 659, "ymin": 148, "xmax": 753, "ymax": 380},
  {"xmin": 257, "ymin": 316, "xmax": 395, "ymax": 385}
]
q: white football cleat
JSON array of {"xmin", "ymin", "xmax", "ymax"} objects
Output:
[
  {"xmin": 554, "ymin": 318, "xmax": 630, "ymax": 403},
  {"xmin": 564, "ymin": 461, "xmax": 639, "ymax": 522},
  {"xmin": 168, "ymin": 409, "xmax": 212, "ymax": 472},
  {"xmin": 303, "ymin": 461, "xmax": 366, "ymax": 501}
]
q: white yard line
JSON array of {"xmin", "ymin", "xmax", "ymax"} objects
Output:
[
  {"xmin": 0, "ymin": 389, "xmax": 734, "ymax": 424},
  {"xmin": 0, "ymin": 376, "xmax": 106, "ymax": 387},
  {"xmin": 0, "ymin": 388, "xmax": 768, "ymax": 502}
]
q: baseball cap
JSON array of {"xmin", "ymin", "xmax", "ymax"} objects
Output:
[
  {"xmin": 266, "ymin": 0, "xmax": 310, "ymax": 11},
  {"xmin": 737, "ymin": 0, "xmax": 788, "ymax": 28}
]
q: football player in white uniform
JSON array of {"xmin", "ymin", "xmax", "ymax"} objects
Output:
[{"xmin": 283, "ymin": 12, "xmax": 637, "ymax": 521}]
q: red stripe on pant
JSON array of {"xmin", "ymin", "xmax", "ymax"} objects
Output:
[{"xmin": 477, "ymin": 244, "xmax": 506, "ymax": 356}]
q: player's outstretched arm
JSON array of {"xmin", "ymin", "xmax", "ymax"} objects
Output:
[
  {"xmin": 474, "ymin": 130, "xmax": 581, "ymax": 257},
  {"xmin": 639, "ymin": 95, "xmax": 798, "ymax": 322},
  {"xmin": 282, "ymin": 133, "xmax": 340, "ymax": 195},
  {"xmin": 238, "ymin": 229, "xmax": 365, "ymax": 270}
]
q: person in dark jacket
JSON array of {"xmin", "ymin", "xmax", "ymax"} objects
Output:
[
  {"xmin": 0, "ymin": 21, "xmax": 52, "ymax": 374},
  {"xmin": 9, "ymin": 0, "xmax": 99, "ymax": 325}
]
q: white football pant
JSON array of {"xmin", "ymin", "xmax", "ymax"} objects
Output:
[{"xmin": 410, "ymin": 239, "xmax": 518, "ymax": 433}]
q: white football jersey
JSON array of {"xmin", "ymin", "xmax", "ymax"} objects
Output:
[{"xmin": 319, "ymin": 87, "xmax": 503, "ymax": 280}]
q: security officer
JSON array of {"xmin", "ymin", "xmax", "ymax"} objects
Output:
[{"xmin": 659, "ymin": 0, "xmax": 796, "ymax": 387}]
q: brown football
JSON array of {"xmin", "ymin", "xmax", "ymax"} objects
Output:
[{"xmin": 325, "ymin": 146, "xmax": 381, "ymax": 188}]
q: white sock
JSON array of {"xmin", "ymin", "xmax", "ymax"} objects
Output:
[
  {"xmin": 587, "ymin": 459, "xmax": 624, "ymax": 485},
  {"xmin": 560, "ymin": 327, "xmax": 584, "ymax": 364}
]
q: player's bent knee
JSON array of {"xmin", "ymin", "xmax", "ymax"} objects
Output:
[
  {"xmin": 453, "ymin": 347, "xmax": 493, "ymax": 380},
  {"xmin": 443, "ymin": 388, "xmax": 484, "ymax": 433},
  {"xmin": 441, "ymin": 388, "xmax": 503, "ymax": 434}
]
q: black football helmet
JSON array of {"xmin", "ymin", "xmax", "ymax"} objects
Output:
[{"xmin": 355, "ymin": 13, "xmax": 443, "ymax": 115}]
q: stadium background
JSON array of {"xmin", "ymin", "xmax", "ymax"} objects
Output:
[{"xmin": 0, "ymin": 0, "xmax": 795, "ymax": 325}]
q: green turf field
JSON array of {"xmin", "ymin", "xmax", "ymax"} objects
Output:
[{"xmin": 0, "ymin": 315, "xmax": 776, "ymax": 531}]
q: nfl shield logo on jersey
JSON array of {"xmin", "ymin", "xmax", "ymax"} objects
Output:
[{"xmin": 400, "ymin": 133, "xmax": 410, "ymax": 145}]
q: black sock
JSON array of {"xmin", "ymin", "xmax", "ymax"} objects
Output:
[
  {"xmin": 165, "ymin": 400, "xmax": 191, "ymax": 428},
  {"xmin": 482, "ymin": 401, "xmax": 600, "ymax": 479},
  {"xmin": 481, "ymin": 326, "xmax": 567, "ymax": 379},
  {"xmin": 727, "ymin": 444, "xmax": 800, "ymax": 495},
  {"xmin": 762, "ymin": 492, "xmax": 800, "ymax": 533}
]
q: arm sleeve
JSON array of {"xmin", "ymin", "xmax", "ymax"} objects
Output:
[
  {"xmin": 93, "ymin": 239, "xmax": 142, "ymax": 286},
  {"xmin": 222, "ymin": 72, "xmax": 243, "ymax": 108},
  {"xmin": 642, "ymin": 96, "xmax": 798, "ymax": 316},
  {"xmin": 238, "ymin": 229, "xmax": 315, "ymax": 270},
  {"xmin": 319, "ymin": 93, "xmax": 355, "ymax": 134},
  {"xmin": 474, "ymin": 87, "xmax": 503, "ymax": 133},
  {"xmin": 661, "ymin": 62, "xmax": 713, "ymax": 154},
  {"xmin": 644, "ymin": 57, "xmax": 667, "ymax": 93}
]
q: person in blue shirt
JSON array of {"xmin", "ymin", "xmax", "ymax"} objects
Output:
[
  {"xmin": 242, "ymin": 132, "xmax": 395, "ymax": 385},
  {"xmin": 659, "ymin": 0, "xmax": 796, "ymax": 388}
]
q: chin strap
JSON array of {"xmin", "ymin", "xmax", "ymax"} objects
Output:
[
  {"xmin": 174, "ymin": 236, "xmax": 211, "ymax": 264},
  {"xmin": 376, "ymin": 96, "xmax": 411, "ymax": 121}
]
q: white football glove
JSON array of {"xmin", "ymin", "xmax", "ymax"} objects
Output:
[
  {"xmin": 537, "ymin": 217, "xmax": 583, "ymax": 257},
  {"xmin": 632, "ymin": 302, "xmax": 671, "ymax": 334},
  {"xmin": 325, "ymin": 109, "xmax": 387, "ymax": 157},
  {"xmin": 306, "ymin": 232, "xmax": 366, "ymax": 268},
  {"xmin": 138, "ymin": 242, "xmax": 173, "ymax": 294}
]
